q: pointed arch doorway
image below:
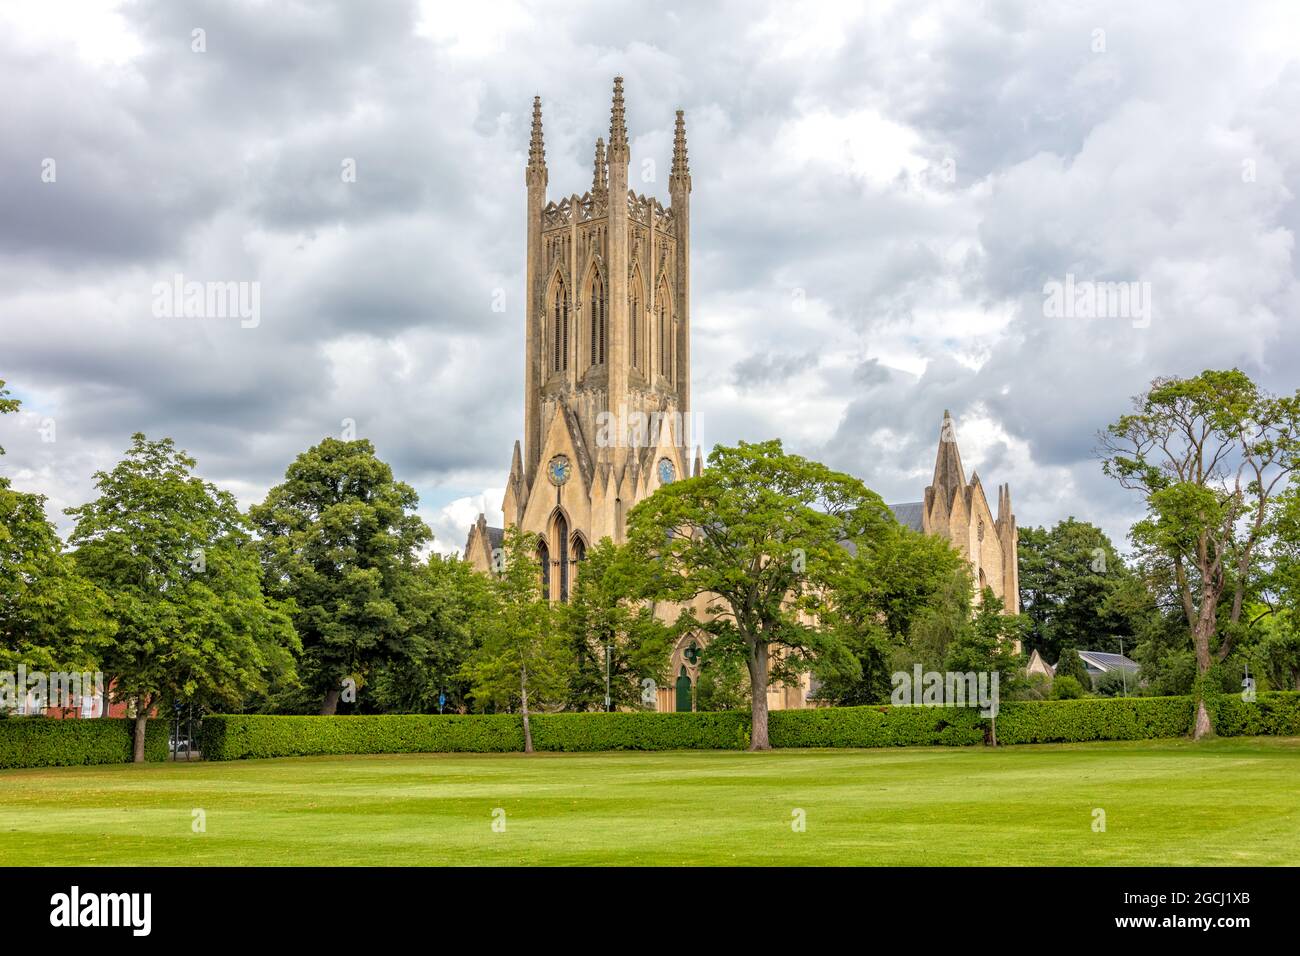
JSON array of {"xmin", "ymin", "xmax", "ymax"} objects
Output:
[{"xmin": 675, "ymin": 665, "xmax": 693, "ymax": 712}]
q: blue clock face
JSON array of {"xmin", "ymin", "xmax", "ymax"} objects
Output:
[
  {"xmin": 658, "ymin": 457, "xmax": 676, "ymax": 485},
  {"xmin": 547, "ymin": 455, "xmax": 571, "ymax": 486}
]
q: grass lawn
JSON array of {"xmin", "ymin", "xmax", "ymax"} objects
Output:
[{"xmin": 0, "ymin": 737, "xmax": 1296, "ymax": 866}]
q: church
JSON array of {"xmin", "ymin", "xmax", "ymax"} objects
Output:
[{"xmin": 465, "ymin": 78, "xmax": 1018, "ymax": 711}]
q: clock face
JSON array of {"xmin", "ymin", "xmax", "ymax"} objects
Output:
[
  {"xmin": 658, "ymin": 457, "xmax": 676, "ymax": 485},
  {"xmin": 547, "ymin": 455, "xmax": 571, "ymax": 486}
]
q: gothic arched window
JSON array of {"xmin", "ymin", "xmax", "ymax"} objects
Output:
[
  {"xmin": 552, "ymin": 279, "xmax": 568, "ymax": 373},
  {"xmin": 555, "ymin": 514, "xmax": 570, "ymax": 602},
  {"xmin": 589, "ymin": 273, "xmax": 606, "ymax": 366},
  {"xmin": 537, "ymin": 539, "xmax": 551, "ymax": 599},
  {"xmin": 630, "ymin": 282, "xmax": 641, "ymax": 370},
  {"xmin": 657, "ymin": 281, "xmax": 671, "ymax": 382}
]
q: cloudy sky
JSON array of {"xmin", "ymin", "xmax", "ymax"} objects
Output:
[{"xmin": 2, "ymin": 0, "xmax": 1298, "ymax": 555}]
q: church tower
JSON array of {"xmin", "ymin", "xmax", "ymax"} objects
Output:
[
  {"xmin": 917, "ymin": 411, "xmax": 1019, "ymax": 614},
  {"xmin": 466, "ymin": 78, "xmax": 696, "ymax": 599}
]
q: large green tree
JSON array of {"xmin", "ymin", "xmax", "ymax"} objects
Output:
[
  {"xmin": 250, "ymin": 438, "xmax": 431, "ymax": 714},
  {"xmin": 1017, "ymin": 518, "xmax": 1136, "ymax": 660},
  {"xmin": 462, "ymin": 527, "xmax": 568, "ymax": 752},
  {"xmin": 67, "ymin": 434, "xmax": 298, "ymax": 760},
  {"xmin": 1099, "ymin": 369, "xmax": 1300, "ymax": 737},
  {"xmin": 557, "ymin": 538, "xmax": 674, "ymax": 711},
  {"xmin": 816, "ymin": 523, "xmax": 967, "ymax": 705},
  {"xmin": 0, "ymin": 486, "xmax": 114, "ymax": 676},
  {"xmin": 625, "ymin": 439, "xmax": 891, "ymax": 750},
  {"xmin": 944, "ymin": 588, "xmax": 1026, "ymax": 741},
  {"xmin": 368, "ymin": 553, "xmax": 493, "ymax": 714},
  {"xmin": 0, "ymin": 380, "xmax": 114, "ymax": 678}
]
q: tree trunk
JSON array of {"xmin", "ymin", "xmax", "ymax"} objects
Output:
[
  {"xmin": 1193, "ymin": 697, "xmax": 1213, "ymax": 739},
  {"xmin": 320, "ymin": 687, "xmax": 340, "ymax": 716},
  {"xmin": 747, "ymin": 643, "xmax": 771, "ymax": 751},
  {"xmin": 1191, "ymin": 598, "xmax": 1218, "ymax": 740},
  {"xmin": 520, "ymin": 664, "xmax": 533, "ymax": 754},
  {"xmin": 132, "ymin": 698, "xmax": 149, "ymax": 764}
]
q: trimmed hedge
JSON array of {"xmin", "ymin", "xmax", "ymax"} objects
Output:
[
  {"xmin": 0, "ymin": 717, "xmax": 168, "ymax": 769},
  {"xmin": 1212, "ymin": 691, "xmax": 1300, "ymax": 737},
  {"xmin": 532, "ymin": 711, "xmax": 750, "ymax": 751},
  {"xmin": 769, "ymin": 703, "xmax": 986, "ymax": 747},
  {"xmin": 195, "ymin": 692, "xmax": 1300, "ymax": 762},
  {"xmin": 994, "ymin": 695, "xmax": 1196, "ymax": 744},
  {"xmin": 201, "ymin": 711, "xmax": 750, "ymax": 760},
  {"xmin": 199, "ymin": 713, "xmax": 525, "ymax": 761}
]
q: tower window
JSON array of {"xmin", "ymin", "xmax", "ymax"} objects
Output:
[
  {"xmin": 537, "ymin": 539, "xmax": 550, "ymax": 598},
  {"xmin": 657, "ymin": 281, "xmax": 671, "ymax": 382},
  {"xmin": 555, "ymin": 513, "xmax": 570, "ymax": 602},
  {"xmin": 590, "ymin": 274, "xmax": 605, "ymax": 366},
  {"xmin": 552, "ymin": 280, "xmax": 568, "ymax": 373},
  {"xmin": 630, "ymin": 290, "xmax": 640, "ymax": 369}
]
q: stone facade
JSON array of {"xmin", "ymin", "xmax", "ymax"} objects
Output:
[{"xmin": 466, "ymin": 78, "xmax": 1018, "ymax": 711}]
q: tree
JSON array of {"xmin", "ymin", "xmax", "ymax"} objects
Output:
[
  {"xmin": 1051, "ymin": 675, "xmax": 1086, "ymax": 700},
  {"xmin": 463, "ymin": 527, "xmax": 568, "ymax": 752},
  {"xmin": 1017, "ymin": 519, "xmax": 1136, "ymax": 660},
  {"xmin": 816, "ymin": 524, "xmax": 966, "ymax": 705},
  {"xmin": 943, "ymin": 589, "xmax": 1026, "ymax": 742},
  {"xmin": 0, "ymin": 380, "xmax": 115, "ymax": 678},
  {"xmin": 1100, "ymin": 369, "xmax": 1300, "ymax": 737},
  {"xmin": 1053, "ymin": 647, "xmax": 1091, "ymax": 687},
  {"xmin": 250, "ymin": 438, "xmax": 431, "ymax": 714},
  {"xmin": 625, "ymin": 439, "xmax": 892, "ymax": 750},
  {"xmin": 0, "ymin": 379, "xmax": 19, "ymax": 453},
  {"xmin": 556, "ymin": 538, "xmax": 673, "ymax": 712},
  {"xmin": 369, "ymin": 554, "xmax": 493, "ymax": 714},
  {"xmin": 67, "ymin": 435, "xmax": 298, "ymax": 760},
  {"xmin": 0, "ymin": 485, "xmax": 114, "ymax": 675},
  {"xmin": 944, "ymin": 589, "xmax": 1025, "ymax": 687}
]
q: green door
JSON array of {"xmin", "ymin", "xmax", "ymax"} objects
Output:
[{"xmin": 675, "ymin": 666, "xmax": 693, "ymax": 712}]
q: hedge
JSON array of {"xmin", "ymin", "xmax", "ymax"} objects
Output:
[
  {"xmin": 531, "ymin": 711, "xmax": 750, "ymax": 751},
  {"xmin": 0, "ymin": 717, "xmax": 168, "ymax": 769},
  {"xmin": 193, "ymin": 692, "xmax": 1300, "ymax": 762},
  {"xmin": 199, "ymin": 713, "xmax": 526, "ymax": 761},
  {"xmin": 200, "ymin": 711, "xmax": 750, "ymax": 760},
  {"xmin": 993, "ymin": 695, "xmax": 1196, "ymax": 744},
  {"xmin": 1211, "ymin": 691, "xmax": 1300, "ymax": 737},
  {"xmin": 769, "ymin": 703, "xmax": 987, "ymax": 747}
]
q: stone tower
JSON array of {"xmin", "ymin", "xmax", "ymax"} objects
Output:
[
  {"xmin": 890, "ymin": 411, "xmax": 1019, "ymax": 614},
  {"xmin": 466, "ymin": 78, "xmax": 697, "ymax": 600}
]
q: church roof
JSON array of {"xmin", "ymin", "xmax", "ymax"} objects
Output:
[
  {"xmin": 838, "ymin": 502, "xmax": 925, "ymax": 557},
  {"xmin": 888, "ymin": 501, "xmax": 925, "ymax": 532}
]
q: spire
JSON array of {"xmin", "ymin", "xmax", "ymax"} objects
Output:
[
  {"xmin": 693, "ymin": 445, "xmax": 703, "ymax": 477},
  {"xmin": 527, "ymin": 95, "xmax": 546, "ymax": 176},
  {"xmin": 592, "ymin": 137, "xmax": 607, "ymax": 195},
  {"xmin": 609, "ymin": 76, "xmax": 628, "ymax": 159},
  {"xmin": 671, "ymin": 109, "xmax": 690, "ymax": 190},
  {"xmin": 510, "ymin": 439, "xmax": 523, "ymax": 481},
  {"xmin": 930, "ymin": 410, "xmax": 967, "ymax": 507}
]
